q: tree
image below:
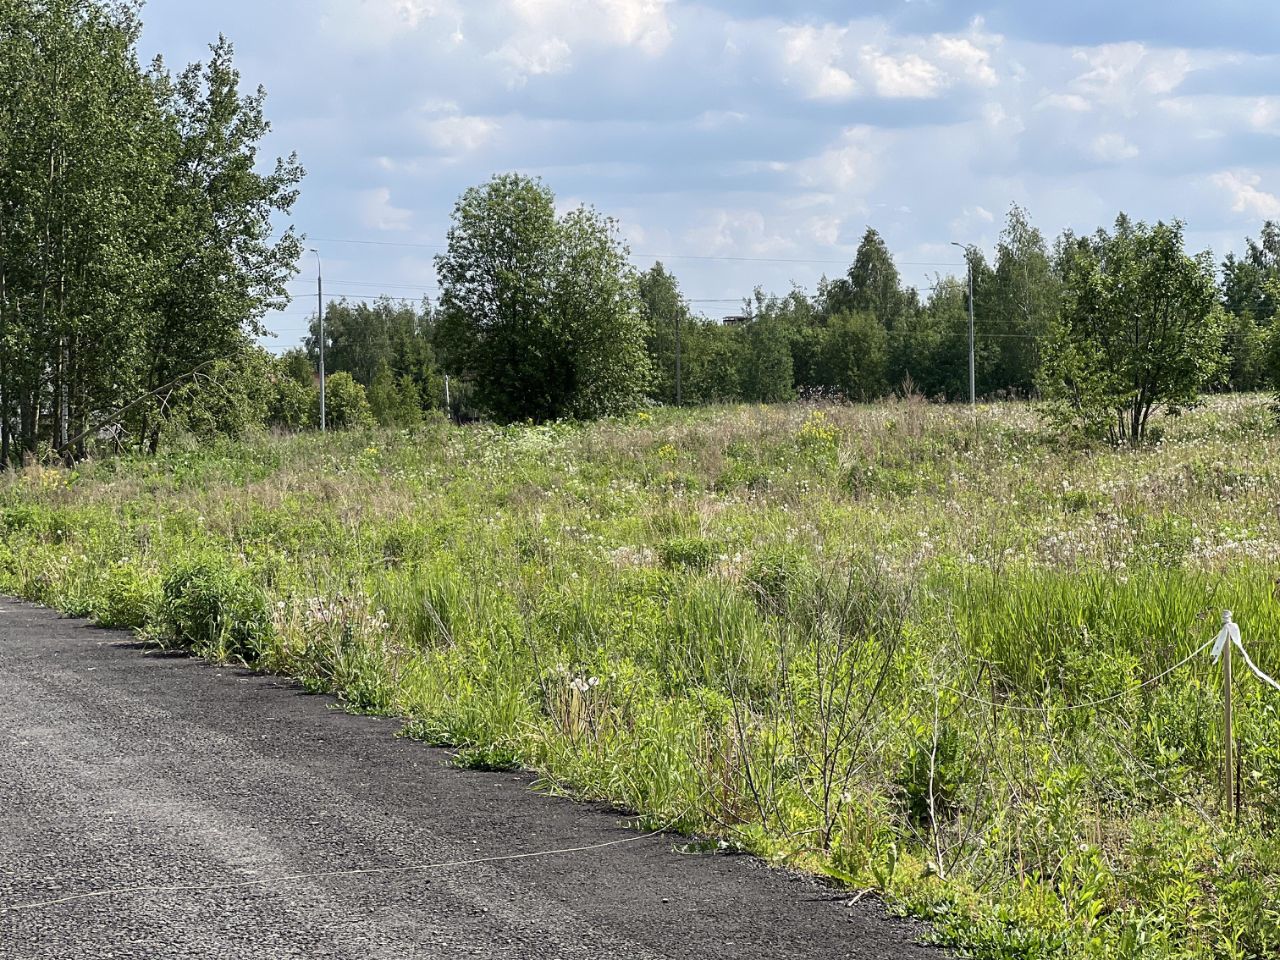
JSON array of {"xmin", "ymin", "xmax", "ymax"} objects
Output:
[
  {"xmin": 819, "ymin": 229, "xmax": 923, "ymax": 389},
  {"xmin": 824, "ymin": 228, "xmax": 908, "ymax": 329},
  {"xmin": 986, "ymin": 206, "xmax": 1059, "ymax": 397},
  {"xmin": 1224, "ymin": 309, "xmax": 1269, "ymax": 392},
  {"xmin": 306, "ymin": 297, "xmax": 436, "ymax": 393},
  {"xmin": 278, "ymin": 347, "xmax": 314, "ymax": 387},
  {"xmin": 368, "ymin": 362, "xmax": 422, "ymax": 427},
  {"xmin": 320, "ymin": 372, "xmax": 372, "ymax": 430},
  {"xmin": 740, "ymin": 316, "xmax": 794, "ymax": 403},
  {"xmin": 140, "ymin": 36, "xmax": 303, "ymax": 451},
  {"xmin": 677, "ymin": 321, "xmax": 745, "ymax": 403},
  {"xmin": 0, "ymin": 0, "xmax": 170, "ymax": 463},
  {"xmin": 1040, "ymin": 216, "xmax": 1226, "ymax": 444},
  {"xmin": 815, "ymin": 311, "xmax": 889, "ymax": 400},
  {"xmin": 1221, "ymin": 222, "xmax": 1280, "ymax": 391},
  {"xmin": 638, "ymin": 262, "xmax": 692, "ymax": 404},
  {"xmin": 747, "ymin": 287, "xmax": 822, "ymax": 392},
  {"xmin": 267, "ymin": 357, "xmax": 316, "ymax": 431},
  {"xmin": 166, "ymin": 341, "xmax": 274, "ymax": 441},
  {"xmin": 1222, "ymin": 222, "xmax": 1280, "ymax": 323},
  {"xmin": 435, "ymin": 174, "xmax": 650, "ymax": 422},
  {"xmin": 0, "ymin": 5, "xmax": 302, "ymax": 465}
]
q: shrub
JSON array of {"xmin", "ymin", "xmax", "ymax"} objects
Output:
[
  {"xmin": 743, "ymin": 546, "xmax": 810, "ymax": 612},
  {"xmin": 268, "ymin": 376, "xmax": 317, "ymax": 430},
  {"xmin": 319, "ymin": 372, "xmax": 373, "ymax": 430},
  {"xmin": 658, "ymin": 536, "xmax": 719, "ymax": 572},
  {"xmin": 94, "ymin": 563, "xmax": 160, "ymax": 630},
  {"xmin": 160, "ymin": 556, "xmax": 273, "ymax": 662}
]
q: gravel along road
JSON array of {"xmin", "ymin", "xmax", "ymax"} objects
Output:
[{"xmin": 0, "ymin": 596, "xmax": 945, "ymax": 959}]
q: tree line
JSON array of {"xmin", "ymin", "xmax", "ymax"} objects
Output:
[
  {"xmin": 309, "ymin": 175, "xmax": 1274, "ymax": 445},
  {"xmin": 4, "ymin": 2, "xmax": 1278, "ymax": 465}
]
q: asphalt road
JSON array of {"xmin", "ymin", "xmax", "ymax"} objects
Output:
[{"xmin": 0, "ymin": 596, "xmax": 943, "ymax": 959}]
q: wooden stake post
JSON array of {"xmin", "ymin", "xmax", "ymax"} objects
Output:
[{"xmin": 1224, "ymin": 622, "xmax": 1235, "ymax": 819}]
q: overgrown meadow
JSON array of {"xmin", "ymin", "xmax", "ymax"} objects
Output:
[{"xmin": 4, "ymin": 397, "xmax": 1280, "ymax": 958}]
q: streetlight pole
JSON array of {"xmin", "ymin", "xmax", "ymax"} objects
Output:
[
  {"xmin": 309, "ymin": 248, "xmax": 326, "ymax": 432},
  {"xmin": 951, "ymin": 241, "xmax": 976, "ymax": 406}
]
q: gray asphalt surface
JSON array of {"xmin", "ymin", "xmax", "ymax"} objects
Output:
[{"xmin": 0, "ymin": 595, "xmax": 944, "ymax": 959}]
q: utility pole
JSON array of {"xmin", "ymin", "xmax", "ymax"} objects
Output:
[
  {"xmin": 309, "ymin": 248, "xmax": 326, "ymax": 432},
  {"xmin": 674, "ymin": 310, "xmax": 683, "ymax": 406},
  {"xmin": 951, "ymin": 241, "xmax": 976, "ymax": 405}
]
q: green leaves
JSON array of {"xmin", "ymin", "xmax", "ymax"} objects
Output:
[
  {"xmin": 0, "ymin": 6, "xmax": 302, "ymax": 463},
  {"xmin": 435, "ymin": 174, "xmax": 650, "ymax": 423},
  {"xmin": 1040, "ymin": 216, "xmax": 1226, "ymax": 445}
]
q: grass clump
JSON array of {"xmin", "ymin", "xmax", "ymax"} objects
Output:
[{"xmin": 160, "ymin": 556, "xmax": 273, "ymax": 663}]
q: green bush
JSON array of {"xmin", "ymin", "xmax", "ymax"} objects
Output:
[
  {"xmin": 658, "ymin": 536, "xmax": 719, "ymax": 572},
  {"xmin": 320, "ymin": 371, "xmax": 374, "ymax": 430},
  {"xmin": 160, "ymin": 556, "xmax": 273, "ymax": 662},
  {"xmin": 94, "ymin": 563, "xmax": 160, "ymax": 630},
  {"xmin": 743, "ymin": 546, "xmax": 810, "ymax": 612},
  {"xmin": 268, "ymin": 376, "xmax": 317, "ymax": 430}
]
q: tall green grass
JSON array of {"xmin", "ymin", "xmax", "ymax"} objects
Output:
[{"xmin": 3, "ymin": 397, "xmax": 1280, "ymax": 957}]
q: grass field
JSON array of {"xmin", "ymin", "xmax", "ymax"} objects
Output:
[{"xmin": 3, "ymin": 396, "xmax": 1280, "ymax": 958}]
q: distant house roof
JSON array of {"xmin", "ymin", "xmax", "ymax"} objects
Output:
[{"xmin": 722, "ymin": 314, "xmax": 750, "ymax": 326}]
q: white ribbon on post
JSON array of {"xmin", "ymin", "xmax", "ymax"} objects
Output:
[{"xmin": 1211, "ymin": 611, "xmax": 1280, "ymax": 693}]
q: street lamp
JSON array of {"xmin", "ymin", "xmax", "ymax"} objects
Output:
[
  {"xmin": 309, "ymin": 248, "xmax": 326, "ymax": 433},
  {"xmin": 951, "ymin": 241, "xmax": 976, "ymax": 406}
]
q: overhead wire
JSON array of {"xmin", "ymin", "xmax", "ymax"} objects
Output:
[{"xmin": 305, "ymin": 234, "xmax": 966, "ymax": 268}]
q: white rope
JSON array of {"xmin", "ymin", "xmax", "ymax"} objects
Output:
[
  {"xmin": 951, "ymin": 611, "xmax": 1280, "ymax": 715},
  {"xmin": 1, "ymin": 821, "xmax": 678, "ymax": 914},
  {"xmin": 947, "ymin": 636, "xmax": 1216, "ymax": 714},
  {"xmin": 1212, "ymin": 611, "xmax": 1280, "ymax": 693}
]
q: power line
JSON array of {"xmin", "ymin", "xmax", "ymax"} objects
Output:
[
  {"xmin": 306, "ymin": 235, "xmax": 965, "ymax": 269},
  {"xmin": 286, "ymin": 279, "xmax": 436, "ymax": 293}
]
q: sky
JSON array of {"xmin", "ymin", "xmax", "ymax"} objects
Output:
[{"xmin": 136, "ymin": 0, "xmax": 1280, "ymax": 350}]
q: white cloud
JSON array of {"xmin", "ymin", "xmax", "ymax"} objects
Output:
[
  {"xmin": 804, "ymin": 214, "xmax": 843, "ymax": 246},
  {"xmin": 1038, "ymin": 92, "xmax": 1091, "ymax": 112},
  {"xmin": 492, "ymin": 35, "xmax": 573, "ymax": 84},
  {"xmin": 1157, "ymin": 94, "xmax": 1280, "ymax": 136},
  {"xmin": 495, "ymin": 0, "xmax": 672, "ymax": 83},
  {"xmin": 1249, "ymin": 98, "xmax": 1280, "ymax": 133},
  {"xmin": 320, "ymin": 0, "xmax": 459, "ymax": 46},
  {"xmin": 1090, "ymin": 132, "xmax": 1139, "ymax": 162},
  {"xmin": 932, "ymin": 35, "xmax": 998, "ymax": 87},
  {"xmin": 794, "ymin": 127, "xmax": 879, "ymax": 192},
  {"xmin": 982, "ymin": 101, "xmax": 1023, "ymax": 133},
  {"xmin": 694, "ymin": 109, "xmax": 748, "ymax": 129},
  {"xmin": 359, "ymin": 187, "xmax": 413, "ymax": 231},
  {"xmin": 424, "ymin": 114, "xmax": 498, "ymax": 151},
  {"xmin": 949, "ymin": 205, "xmax": 996, "ymax": 237},
  {"xmin": 1212, "ymin": 170, "xmax": 1280, "ymax": 219},
  {"xmin": 1069, "ymin": 43, "xmax": 1195, "ymax": 113},
  {"xmin": 416, "ymin": 100, "xmax": 499, "ymax": 152},
  {"xmin": 781, "ymin": 24, "xmax": 857, "ymax": 100},
  {"xmin": 773, "ymin": 20, "xmax": 1000, "ymax": 102},
  {"xmin": 860, "ymin": 48, "xmax": 942, "ymax": 98},
  {"xmin": 683, "ymin": 209, "xmax": 795, "ymax": 257}
]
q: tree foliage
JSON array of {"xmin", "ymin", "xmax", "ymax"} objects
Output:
[
  {"xmin": 435, "ymin": 174, "xmax": 650, "ymax": 422},
  {"xmin": 1039, "ymin": 217, "xmax": 1225, "ymax": 444},
  {"xmin": 0, "ymin": 1, "xmax": 300, "ymax": 464},
  {"xmin": 638, "ymin": 262, "xmax": 692, "ymax": 404},
  {"xmin": 305, "ymin": 297, "xmax": 441, "ymax": 425}
]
